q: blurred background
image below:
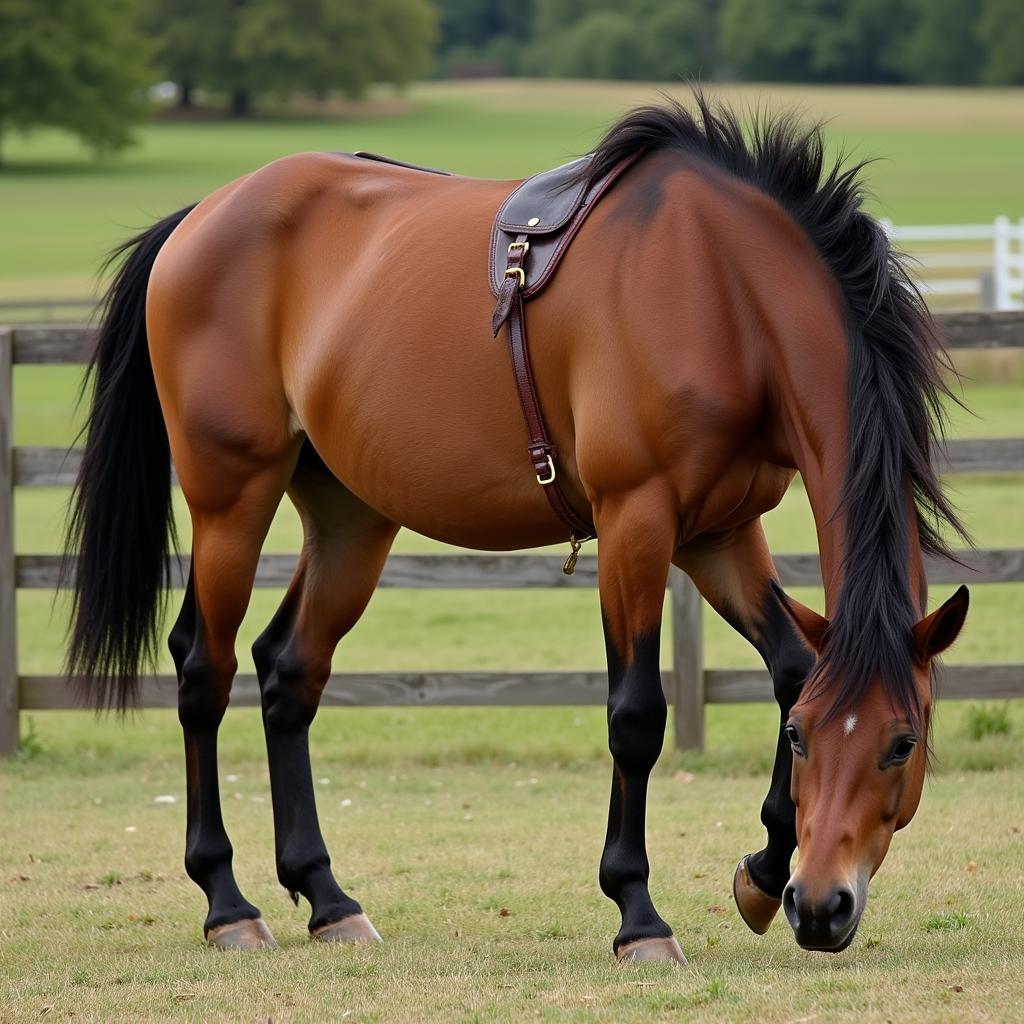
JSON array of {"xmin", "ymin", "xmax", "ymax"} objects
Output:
[
  {"xmin": 0, "ymin": 0, "xmax": 1020, "ymax": 700},
  {"xmin": 2, "ymin": 0, "xmax": 1022, "ymax": 318},
  {"xmin": 1, "ymin": 0, "xmax": 1020, "ymax": 686},
  {"xmin": 0, "ymin": 0, "xmax": 1020, "ymax": 688}
]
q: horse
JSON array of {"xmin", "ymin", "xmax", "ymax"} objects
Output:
[{"xmin": 64, "ymin": 92, "xmax": 970, "ymax": 961}]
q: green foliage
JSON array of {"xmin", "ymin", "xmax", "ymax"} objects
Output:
[
  {"xmin": 901, "ymin": 0, "xmax": 984, "ymax": 85},
  {"xmin": 435, "ymin": 0, "xmax": 530, "ymax": 51},
  {"xmin": 142, "ymin": 0, "xmax": 438, "ymax": 111},
  {"xmin": 965, "ymin": 702, "xmax": 1012, "ymax": 740},
  {"xmin": 718, "ymin": 0, "xmax": 909, "ymax": 83},
  {"xmin": 976, "ymin": 0, "xmax": 1024, "ymax": 84},
  {"xmin": 14, "ymin": 716, "xmax": 43, "ymax": 762},
  {"xmin": 0, "ymin": 0, "xmax": 150, "ymax": 161},
  {"xmin": 437, "ymin": 0, "xmax": 1017, "ymax": 84},
  {"xmin": 524, "ymin": 0, "xmax": 714, "ymax": 81},
  {"xmin": 922, "ymin": 910, "xmax": 970, "ymax": 931}
]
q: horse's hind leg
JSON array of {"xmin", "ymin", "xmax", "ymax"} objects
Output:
[
  {"xmin": 254, "ymin": 445, "xmax": 399, "ymax": 941},
  {"xmin": 171, "ymin": 452, "xmax": 300, "ymax": 949}
]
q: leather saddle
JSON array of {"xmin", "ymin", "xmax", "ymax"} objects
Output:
[
  {"xmin": 489, "ymin": 153, "xmax": 639, "ymax": 560},
  {"xmin": 488, "ymin": 154, "xmax": 635, "ymax": 298}
]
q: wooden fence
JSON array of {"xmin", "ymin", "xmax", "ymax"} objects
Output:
[{"xmin": 2, "ymin": 313, "xmax": 1023, "ymax": 757}]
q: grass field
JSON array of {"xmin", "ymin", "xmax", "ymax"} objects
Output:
[
  {"xmin": 2, "ymin": 706, "xmax": 1023, "ymax": 1023},
  {"xmin": 2, "ymin": 81, "xmax": 1023, "ymax": 1023},
  {"xmin": 1, "ymin": 80, "xmax": 1023, "ymax": 299}
]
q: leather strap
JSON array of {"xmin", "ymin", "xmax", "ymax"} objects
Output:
[{"xmin": 493, "ymin": 235, "xmax": 596, "ymax": 540}]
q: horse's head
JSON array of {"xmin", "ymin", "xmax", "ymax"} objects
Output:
[{"xmin": 772, "ymin": 584, "xmax": 969, "ymax": 951}]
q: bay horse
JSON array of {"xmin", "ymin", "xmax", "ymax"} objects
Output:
[{"xmin": 65, "ymin": 93, "xmax": 970, "ymax": 961}]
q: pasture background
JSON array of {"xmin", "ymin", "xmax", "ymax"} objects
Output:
[{"xmin": 1, "ymin": 81, "xmax": 1023, "ymax": 1022}]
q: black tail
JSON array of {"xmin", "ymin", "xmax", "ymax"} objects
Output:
[{"xmin": 63, "ymin": 204, "xmax": 196, "ymax": 710}]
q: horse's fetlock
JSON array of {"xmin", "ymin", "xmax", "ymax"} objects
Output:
[
  {"xmin": 277, "ymin": 845, "xmax": 331, "ymax": 892},
  {"xmin": 185, "ymin": 835, "xmax": 234, "ymax": 883}
]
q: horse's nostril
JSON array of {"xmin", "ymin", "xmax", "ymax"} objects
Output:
[
  {"xmin": 782, "ymin": 882, "xmax": 800, "ymax": 929},
  {"xmin": 831, "ymin": 885, "xmax": 856, "ymax": 935}
]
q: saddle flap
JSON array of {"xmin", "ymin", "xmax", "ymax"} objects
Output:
[
  {"xmin": 496, "ymin": 157, "xmax": 592, "ymax": 235},
  {"xmin": 489, "ymin": 152, "xmax": 637, "ymax": 298}
]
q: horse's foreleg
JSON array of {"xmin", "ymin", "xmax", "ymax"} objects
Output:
[
  {"xmin": 255, "ymin": 470, "xmax": 398, "ymax": 941},
  {"xmin": 173, "ymin": 462, "xmax": 295, "ymax": 949},
  {"xmin": 595, "ymin": 488, "xmax": 686, "ymax": 964},
  {"xmin": 674, "ymin": 519, "xmax": 814, "ymax": 934}
]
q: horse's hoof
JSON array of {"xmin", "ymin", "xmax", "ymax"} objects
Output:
[
  {"xmin": 733, "ymin": 856, "xmax": 782, "ymax": 935},
  {"xmin": 616, "ymin": 935, "xmax": 687, "ymax": 965},
  {"xmin": 311, "ymin": 912, "xmax": 382, "ymax": 944},
  {"xmin": 206, "ymin": 917, "xmax": 278, "ymax": 950}
]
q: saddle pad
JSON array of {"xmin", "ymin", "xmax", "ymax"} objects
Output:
[
  {"xmin": 489, "ymin": 152, "xmax": 638, "ymax": 298},
  {"xmin": 496, "ymin": 156, "xmax": 593, "ymax": 234}
]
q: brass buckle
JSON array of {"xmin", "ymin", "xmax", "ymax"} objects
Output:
[
  {"xmin": 508, "ymin": 240, "xmax": 530, "ymax": 255},
  {"xmin": 504, "ymin": 266, "xmax": 526, "ymax": 288},
  {"xmin": 536, "ymin": 454, "xmax": 556, "ymax": 485}
]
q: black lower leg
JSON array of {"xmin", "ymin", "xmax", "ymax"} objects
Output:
[
  {"xmin": 172, "ymin": 574, "xmax": 261, "ymax": 933},
  {"xmin": 745, "ymin": 591, "xmax": 814, "ymax": 899},
  {"xmin": 599, "ymin": 629, "xmax": 673, "ymax": 952},
  {"xmin": 254, "ymin": 593, "xmax": 361, "ymax": 931}
]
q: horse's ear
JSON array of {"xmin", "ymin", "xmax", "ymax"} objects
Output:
[
  {"xmin": 913, "ymin": 585, "xmax": 969, "ymax": 661},
  {"xmin": 769, "ymin": 579, "xmax": 829, "ymax": 654}
]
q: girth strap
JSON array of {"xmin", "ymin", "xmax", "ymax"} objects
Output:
[{"xmin": 493, "ymin": 235, "xmax": 596, "ymax": 544}]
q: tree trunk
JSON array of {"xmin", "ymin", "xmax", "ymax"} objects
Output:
[
  {"xmin": 178, "ymin": 81, "xmax": 195, "ymax": 109},
  {"xmin": 230, "ymin": 89, "xmax": 251, "ymax": 117}
]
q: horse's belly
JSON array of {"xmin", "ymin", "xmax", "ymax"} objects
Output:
[{"xmin": 289, "ymin": 307, "xmax": 573, "ymax": 551}]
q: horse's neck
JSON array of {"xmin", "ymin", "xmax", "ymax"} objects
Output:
[
  {"xmin": 797, "ymin": 443, "xmax": 926, "ymax": 619},
  {"xmin": 771, "ymin": 330, "xmax": 925, "ymax": 620}
]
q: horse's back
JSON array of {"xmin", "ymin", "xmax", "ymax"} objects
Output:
[{"xmin": 145, "ymin": 152, "xmax": 575, "ymax": 546}]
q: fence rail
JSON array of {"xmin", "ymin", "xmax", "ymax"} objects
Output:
[
  {"xmin": 881, "ymin": 217, "xmax": 1024, "ymax": 310},
  {"xmin": 2, "ymin": 312, "xmax": 1023, "ymax": 756}
]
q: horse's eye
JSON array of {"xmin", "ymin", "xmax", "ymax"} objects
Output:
[
  {"xmin": 887, "ymin": 736, "xmax": 917, "ymax": 764},
  {"xmin": 784, "ymin": 723, "xmax": 804, "ymax": 756}
]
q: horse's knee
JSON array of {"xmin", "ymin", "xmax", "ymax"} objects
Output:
[{"xmin": 607, "ymin": 679, "xmax": 667, "ymax": 771}]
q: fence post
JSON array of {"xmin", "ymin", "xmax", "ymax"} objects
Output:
[
  {"xmin": 669, "ymin": 566, "xmax": 704, "ymax": 752},
  {"xmin": 0, "ymin": 328, "xmax": 17, "ymax": 757},
  {"xmin": 994, "ymin": 215, "xmax": 1011, "ymax": 311}
]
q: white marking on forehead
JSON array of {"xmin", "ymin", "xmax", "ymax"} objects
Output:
[{"xmin": 844, "ymin": 714, "xmax": 858, "ymax": 736}]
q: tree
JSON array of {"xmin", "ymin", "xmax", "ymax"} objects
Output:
[
  {"xmin": 637, "ymin": 0, "xmax": 718, "ymax": 82},
  {"xmin": 718, "ymin": 0, "xmax": 819, "ymax": 81},
  {"xmin": 899, "ymin": 0, "xmax": 982, "ymax": 85},
  {"xmin": 140, "ymin": 0, "xmax": 232, "ymax": 109},
  {"xmin": 524, "ymin": 0, "xmax": 716, "ymax": 81},
  {"xmin": 719, "ymin": 0, "xmax": 908, "ymax": 83},
  {"xmin": 0, "ymin": 0, "xmax": 150, "ymax": 163},
  {"xmin": 976, "ymin": 0, "xmax": 1024, "ymax": 84},
  {"xmin": 142, "ymin": 0, "xmax": 438, "ymax": 116}
]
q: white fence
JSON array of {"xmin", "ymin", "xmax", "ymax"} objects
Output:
[{"xmin": 881, "ymin": 216, "xmax": 1024, "ymax": 310}]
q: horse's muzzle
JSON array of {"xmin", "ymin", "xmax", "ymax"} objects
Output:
[{"xmin": 782, "ymin": 878, "xmax": 862, "ymax": 952}]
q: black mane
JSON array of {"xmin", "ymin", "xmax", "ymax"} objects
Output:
[{"xmin": 580, "ymin": 93, "xmax": 969, "ymax": 729}]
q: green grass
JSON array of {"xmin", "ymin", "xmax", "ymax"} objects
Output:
[
  {"xmin": 1, "ymin": 705, "xmax": 1023, "ymax": 1023},
  {"xmin": 1, "ymin": 80, "xmax": 1022, "ymax": 298}
]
